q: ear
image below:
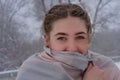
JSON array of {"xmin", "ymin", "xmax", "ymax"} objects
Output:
[{"xmin": 43, "ymin": 34, "xmax": 49, "ymax": 47}]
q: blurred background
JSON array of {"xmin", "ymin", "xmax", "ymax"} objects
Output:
[{"xmin": 0, "ymin": 0, "xmax": 120, "ymax": 80}]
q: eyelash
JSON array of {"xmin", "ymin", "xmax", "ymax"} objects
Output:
[
  {"xmin": 57, "ymin": 37, "xmax": 66, "ymax": 41},
  {"xmin": 57, "ymin": 36, "xmax": 85, "ymax": 41},
  {"xmin": 76, "ymin": 36, "xmax": 85, "ymax": 40}
]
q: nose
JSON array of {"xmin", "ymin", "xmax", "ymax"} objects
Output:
[{"xmin": 66, "ymin": 40, "xmax": 78, "ymax": 52}]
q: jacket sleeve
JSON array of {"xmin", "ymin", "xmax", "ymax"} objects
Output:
[
  {"xmin": 16, "ymin": 55, "xmax": 71, "ymax": 80},
  {"xmin": 112, "ymin": 63, "xmax": 120, "ymax": 80},
  {"xmin": 90, "ymin": 51, "xmax": 120, "ymax": 80}
]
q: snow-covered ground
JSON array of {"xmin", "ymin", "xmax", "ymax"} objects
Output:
[{"xmin": 115, "ymin": 62, "xmax": 120, "ymax": 69}]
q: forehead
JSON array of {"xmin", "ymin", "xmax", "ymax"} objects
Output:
[{"xmin": 51, "ymin": 17, "xmax": 87, "ymax": 35}]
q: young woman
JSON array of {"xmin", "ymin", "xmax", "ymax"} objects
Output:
[{"xmin": 16, "ymin": 4, "xmax": 120, "ymax": 80}]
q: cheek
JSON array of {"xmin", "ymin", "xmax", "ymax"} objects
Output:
[
  {"xmin": 80, "ymin": 44, "xmax": 88, "ymax": 50},
  {"xmin": 78, "ymin": 40, "xmax": 89, "ymax": 54}
]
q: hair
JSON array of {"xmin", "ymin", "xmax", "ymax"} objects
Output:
[{"xmin": 41, "ymin": 3, "xmax": 92, "ymax": 37}]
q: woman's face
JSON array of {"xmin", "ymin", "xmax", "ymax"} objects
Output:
[{"xmin": 44, "ymin": 16, "xmax": 89, "ymax": 54}]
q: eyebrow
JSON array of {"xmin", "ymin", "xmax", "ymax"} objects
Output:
[
  {"xmin": 55, "ymin": 32, "xmax": 68, "ymax": 36},
  {"xmin": 75, "ymin": 32, "xmax": 87, "ymax": 35},
  {"xmin": 55, "ymin": 32, "xmax": 87, "ymax": 36}
]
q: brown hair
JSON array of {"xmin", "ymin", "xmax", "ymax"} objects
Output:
[{"xmin": 42, "ymin": 3, "xmax": 92, "ymax": 37}]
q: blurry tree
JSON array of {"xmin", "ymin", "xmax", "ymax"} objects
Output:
[
  {"xmin": 0, "ymin": 0, "xmax": 36, "ymax": 71},
  {"xmin": 88, "ymin": 0, "xmax": 120, "ymax": 57}
]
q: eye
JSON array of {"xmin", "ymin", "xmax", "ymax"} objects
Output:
[
  {"xmin": 76, "ymin": 36, "xmax": 85, "ymax": 40},
  {"xmin": 57, "ymin": 37, "xmax": 67, "ymax": 41}
]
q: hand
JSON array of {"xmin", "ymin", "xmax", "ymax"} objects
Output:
[{"xmin": 83, "ymin": 63, "xmax": 105, "ymax": 80}]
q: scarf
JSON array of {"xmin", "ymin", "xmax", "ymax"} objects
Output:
[{"xmin": 42, "ymin": 47, "xmax": 94, "ymax": 80}]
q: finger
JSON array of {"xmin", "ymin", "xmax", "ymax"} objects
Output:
[
  {"xmin": 86, "ymin": 62, "xmax": 93, "ymax": 72},
  {"xmin": 82, "ymin": 62, "xmax": 93, "ymax": 78}
]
